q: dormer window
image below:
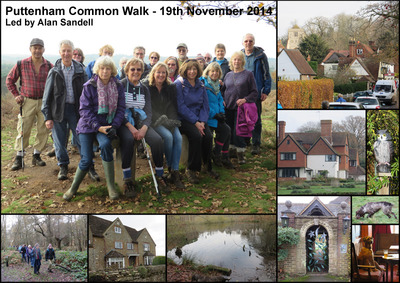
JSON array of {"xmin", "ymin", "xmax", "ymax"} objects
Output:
[
  {"xmin": 357, "ymin": 49, "xmax": 363, "ymax": 55},
  {"xmin": 115, "ymin": 227, "xmax": 121, "ymax": 234}
]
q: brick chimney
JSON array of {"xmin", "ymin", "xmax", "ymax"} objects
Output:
[
  {"xmin": 349, "ymin": 40, "xmax": 356, "ymax": 58},
  {"xmin": 278, "ymin": 121, "xmax": 286, "ymax": 144},
  {"xmin": 321, "ymin": 120, "xmax": 332, "ymax": 144},
  {"xmin": 307, "ymin": 54, "xmax": 311, "ymax": 61}
]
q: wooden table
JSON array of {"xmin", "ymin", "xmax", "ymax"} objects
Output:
[{"xmin": 381, "ymin": 254, "xmax": 399, "ymax": 282}]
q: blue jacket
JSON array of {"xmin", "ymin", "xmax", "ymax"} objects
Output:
[
  {"xmin": 175, "ymin": 77, "xmax": 209, "ymax": 124},
  {"xmin": 241, "ymin": 46, "xmax": 271, "ymax": 98},
  {"xmin": 85, "ymin": 60, "xmax": 96, "ymax": 79},
  {"xmin": 199, "ymin": 77, "xmax": 224, "ymax": 128},
  {"xmin": 336, "ymin": 97, "xmax": 346, "ymax": 102}
]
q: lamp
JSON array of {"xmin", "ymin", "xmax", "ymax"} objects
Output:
[
  {"xmin": 343, "ymin": 216, "xmax": 350, "ymax": 235},
  {"xmin": 281, "ymin": 214, "xmax": 289, "ymax": 228}
]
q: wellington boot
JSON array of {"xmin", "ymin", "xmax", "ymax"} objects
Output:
[
  {"xmin": 63, "ymin": 167, "xmax": 88, "ymax": 201},
  {"xmin": 237, "ymin": 151, "xmax": 246, "ymax": 164},
  {"xmin": 102, "ymin": 160, "xmax": 119, "ymax": 200}
]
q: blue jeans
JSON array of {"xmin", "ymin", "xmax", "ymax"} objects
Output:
[
  {"xmin": 78, "ymin": 132, "xmax": 114, "ymax": 171},
  {"xmin": 154, "ymin": 126, "xmax": 182, "ymax": 171},
  {"xmin": 52, "ymin": 103, "xmax": 81, "ymax": 166}
]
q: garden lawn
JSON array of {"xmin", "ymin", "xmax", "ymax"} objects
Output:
[{"xmin": 352, "ymin": 196, "xmax": 399, "ymax": 224}]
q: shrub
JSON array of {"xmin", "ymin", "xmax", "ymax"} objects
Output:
[
  {"xmin": 278, "ymin": 227, "xmax": 300, "ymax": 261},
  {"xmin": 152, "ymin": 256, "xmax": 165, "ymax": 265},
  {"xmin": 137, "ymin": 266, "xmax": 148, "ymax": 278},
  {"xmin": 334, "ymin": 82, "xmax": 367, "ymax": 94},
  {"xmin": 278, "ymin": 79, "xmax": 334, "ymax": 109}
]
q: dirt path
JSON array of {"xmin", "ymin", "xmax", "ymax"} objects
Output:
[{"xmin": 1, "ymin": 260, "xmax": 76, "ymax": 282}]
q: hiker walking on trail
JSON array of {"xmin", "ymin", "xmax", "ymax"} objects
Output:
[
  {"xmin": 26, "ymin": 245, "xmax": 33, "ymax": 265},
  {"xmin": 6, "ymin": 38, "xmax": 53, "ymax": 171},
  {"xmin": 33, "ymin": 243, "xmax": 42, "ymax": 275},
  {"xmin": 21, "ymin": 244, "xmax": 27, "ymax": 262},
  {"xmin": 45, "ymin": 244, "xmax": 56, "ymax": 273}
]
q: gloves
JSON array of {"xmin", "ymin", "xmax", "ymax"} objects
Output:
[
  {"xmin": 165, "ymin": 119, "xmax": 181, "ymax": 132},
  {"xmin": 106, "ymin": 126, "xmax": 117, "ymax": 139},
  {"xmin": 214, "ymin": 113, "xmax": 226, "ymax": 123}
]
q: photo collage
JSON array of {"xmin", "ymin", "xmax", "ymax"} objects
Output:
[{"xmin": 1, "ymin": 1, "xmax": 399, "ymax": 282}]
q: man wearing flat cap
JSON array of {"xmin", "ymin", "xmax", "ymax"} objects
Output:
[
  {"xmin": 6, "ymin": 38, "xmax": 53, "ymax": 171},
  {"xmin": 177, "ymin": 43, "xmax": 189, "ymax": 67}
]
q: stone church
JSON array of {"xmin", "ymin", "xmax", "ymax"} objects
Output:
[{"xmin": 278, "ymin": 197, "xmax": 350, "ymax": 277}]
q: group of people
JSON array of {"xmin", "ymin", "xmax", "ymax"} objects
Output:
[
  {"xmin": 17, "ymin": 243, "xmax": 55, "ymax": 275},
  {"xmin": 6, "ymin": 33, "xmax": 271, "ymax": 201}
]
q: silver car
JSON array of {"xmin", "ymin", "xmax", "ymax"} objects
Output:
[
  {"xmin": 355, "ymin": 96, "xmax": 381, "ymax": 109},
  {"xmin": 328, "ymin": 102, "xmax": 365, "ymax": 109}
]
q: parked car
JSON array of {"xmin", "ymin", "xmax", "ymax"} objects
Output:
[
  {"xmin": 352, "ymin": 90, "xmax": 373, "ymax": 101},
  {"xmin": 328, "ymin": 102, "xmax": 365, "ymax": 109},
  {"xmin": 373, "ymin": 80, "xmax": 397, "ymax": 105},
  {"xmin": 355, "ymin": 96, "xmax": 381, "ymax": 109}
]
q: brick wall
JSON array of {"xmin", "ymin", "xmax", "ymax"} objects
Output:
[{"xmin": 278, "ymin": 136, "xmax": 307, "ymax": 168}]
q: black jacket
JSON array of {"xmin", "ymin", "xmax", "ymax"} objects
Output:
[
  {"xmin": 45, "ymin": 248, "xmax": 55, "ymax": 260},
  {"xmin": 42, "ymin": 59, "xmax": 87, "ymax": 122}
]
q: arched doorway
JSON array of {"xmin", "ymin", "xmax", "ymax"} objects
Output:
[{"xmin": 306, "ymin": 225, "xmax": 329, "ymax": 272}]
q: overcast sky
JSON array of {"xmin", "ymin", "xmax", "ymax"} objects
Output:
[
  {"xmin": 95, "ymin": 215, "xmax": 166, "ymax": 256},
  {"xmin": 278, "ymin": 1, "xmax": 378, "ymax": 38},
  {"xmin": 278, "ymin": 110, "xmax": 365, "ymax": 132},
  {"xmin": 1, "ymin": 1, "xmax": 276, "ymax": 59}
]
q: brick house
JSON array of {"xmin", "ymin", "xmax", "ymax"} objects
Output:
[
  {"xmin": 278, "ymin": 197, "xmax": 351, "ymax": 276},
  {"xmin": 89, "ymin": 215, "xmax": 156, "ymax": 271},
  {"xmin": 278, "ymin": 120, "xmax": 364, "ymax": 180}
]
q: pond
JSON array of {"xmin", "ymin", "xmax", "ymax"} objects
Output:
[{"xmin": 167, "ymin": 219, "xmax": 276, "ymax": 282}]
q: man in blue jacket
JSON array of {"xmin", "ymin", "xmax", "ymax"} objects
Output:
[{"xmin": 242, "ymin": 33, "xmax": 271, "ymax": 155}]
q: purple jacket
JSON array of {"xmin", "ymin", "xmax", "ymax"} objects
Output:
[
  {"xmin": 76, "ymin": 76, "xmax": 126, "ymax": 134},
  {"xmin": 223, "ymin": 69, "xmax": 258, "ymax": 110},
  {"xmin": 175, "ymin": 77, "xmax": 209, "ymax": 124},
  {"xmin": 236, "ymin": 102, "xmax": 258, "ymax": 137}
]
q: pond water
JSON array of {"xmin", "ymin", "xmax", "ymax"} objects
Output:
[{"xmin": 167, "ymin": 220, "xmax": 276, "ymax": 282}]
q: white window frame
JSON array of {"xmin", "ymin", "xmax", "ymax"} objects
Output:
[
  {"xmin": 115, "ymin": 242, "xmax": 123, "ymax": 249},
  {"xmin": 115, "ymin": 226, "xmax": 121, "ymax": 234},
  {"xmin": 143, "ymin": 243, "xmax": 150, "ymax": 251},
  {"xmin": 108, "ymin": 257, "xmax": 124, "ymax": 269},
  {"xmin": 127, "ymin": 243, "xmax": 133, "ymax": 250}
]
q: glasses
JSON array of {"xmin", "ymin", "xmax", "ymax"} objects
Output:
[
  {"xmin": 73, "ymin": 53, "xmax": 81, "ymax": 56},
  {"xmin": 204, "ymin": 56, "xmax": 211, "ymax": 60},
  {"xmin": 150, "ymin": 57, "xmax": 158, "ymax": 60},
  {"xmin": 167, "ymin": 63, "xmax": 176, "ymax": 66},
  {"xmin": 130, "ymin": 68, "xmax": 142, "ymax": 72},
  {"xmin": 244, "ymin": 40, "xmax": 254, "ymax": 43}
]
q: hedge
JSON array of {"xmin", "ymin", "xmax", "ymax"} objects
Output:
[
  {"xmin": 278, "ymin": 79, "xmax": 334, "ymax": 109},
  {"xmin": 334, "ymin": 82, "xmax": 367, "ymax": 94}
]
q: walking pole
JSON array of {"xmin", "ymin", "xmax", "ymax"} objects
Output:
[
  {"xmin": 141, "ymin": 138, "xmax": 162, "ymax": 201},
  {"xmin": 20, "ymin": 105, "xmax": 24, "ymax": 171}
]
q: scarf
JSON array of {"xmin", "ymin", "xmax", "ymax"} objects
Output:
[
  {"xmin": 206, "ymin": 76, "xmax": 220, "ymax": 95},
  {"xmin": 97, "ymin": 75, "xmax": 119, "ymax": 124}
]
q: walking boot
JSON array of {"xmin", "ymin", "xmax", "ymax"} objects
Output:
[
  {"xmin": 212, "ymin": 149, "xmax": 223, "ymax": 167},
  {"xmin": 47, "ymin": 148, "xmax": 56, "ymax": 157},
  {"xmin": 32, "ymin": 153, "xmax": 46, "ymax": 166},
  {"xmin": 102, "ymin": 160, "xmax": 119, "ymax": 200},
  {"xmin": 186, "ymin": 169, "xmax": 199, "ymax": 184},
  {"xmin": 251, "ymin": 145, "xmax": 260, "ymax": 155},
  {"xmin": 221, "ymin": 154, "xmax": 235, "ymax": 169},
  {"xmin": 123, "ymin": 178, "xmax": 136, "ymax": 198},
  {"xmin": 171, "ymin": 170, "xmax": 185, "ymax": 189},
  {"xmin": 156, "ymin": 176, "xmax": 171, "ymax": 194},
  {"xmin": 237, "ymin": 151, "xmax": 246, "ymax": 164},
  {"xmin": 229, "ymin": 147, "xmax": 237, "ymax": 159},
  {"xmin": 58, "ymin": 164, "xmax": 68, "ymax": 180},
  {"xmin": 63, "ymin": 167, "xmax": 87, "ymax": 201},
  {"xmin": 11, "ymin": 156, "xmax": 23, "ymax": 171},
  {"xmin": 88, "ymin": 164, "xmax": 100, "ymax": 182}
]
